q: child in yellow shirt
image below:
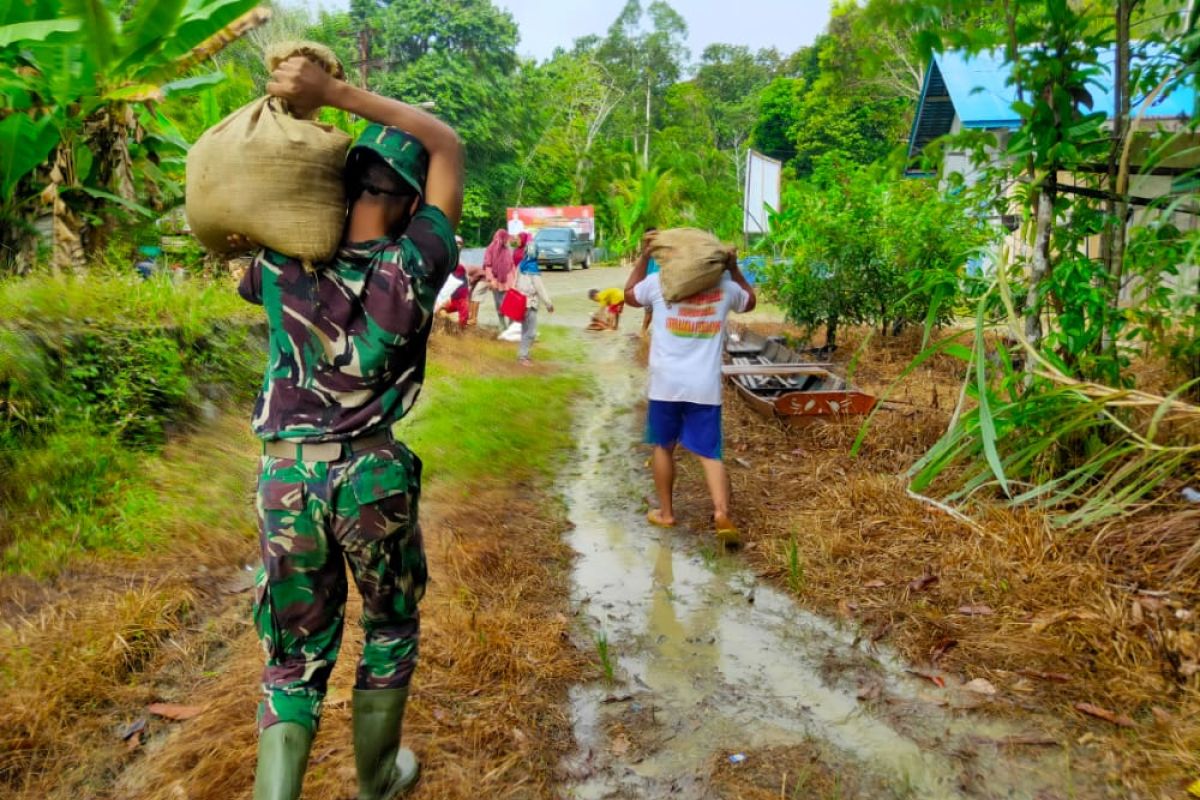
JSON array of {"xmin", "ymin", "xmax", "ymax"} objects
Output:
[{"xmin": 588, "ymin": 287, "xmax": 625, "ymax": 330}]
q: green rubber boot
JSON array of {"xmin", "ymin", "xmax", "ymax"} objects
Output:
[
  {"xmin": 352, "ymin": 688, "xmax": 420, "ymax": 800},
  {"xmin": 253, "ymin": 722, "xmax": 313, "ymax": 800}
]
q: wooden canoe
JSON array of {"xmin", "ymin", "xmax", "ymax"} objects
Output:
[{"xmin": 724, "ymin": 328, "xmax": 877, "ymax": 422}]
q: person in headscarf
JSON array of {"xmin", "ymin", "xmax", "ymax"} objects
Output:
[
  {"xmin": 439, "ymin": 235, "xmax": 472, "ymax": 328},
  {"xmin": 513, "ymin": 242, "xmax": 553, "ymax": 366},
  {"xmin": 510, "ymin": 231, "xmax": 530, "ymax": 273},
  {"xmin": 481, "ymin": 228, "xmax": 513, "ymax": 327}
]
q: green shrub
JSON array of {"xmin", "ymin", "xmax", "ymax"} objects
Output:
[
  {"xmin": 0, "ymin": 273, "xmax": 262, "ymax": 447},
  {"xmin": 11, "ymin": 428, "xmax": 135, "ymax": 514},
  {"xmin": 0, "ymin": 273, "xmax": 264, "ymax": 573}
]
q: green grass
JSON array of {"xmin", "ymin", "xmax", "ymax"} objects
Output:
[
  {"xmin": 786, "ymin": 535, "xmax": 806, "ymax": 594},
  {"xmin": 2, "ymin": 417, "xmax": 259, "ymax": 577},
  {"xmin": 594, "ymin": 629, "xmax": 615, "ymax": 684},
  {"xmin": 2, "ymin": 323, "xmax": 589, "ymax": 578},
  {"xmin": 398, "ymin": 332, "xmax": 588, "ymax": 485},
  {"xmin": 0, "ymin": 272, "xmax": 255, "ymax": 335}
]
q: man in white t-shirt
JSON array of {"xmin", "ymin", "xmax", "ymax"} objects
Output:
[{"xmin": 623, "ymin": 232, "xmax": 756, "ymax": 544}]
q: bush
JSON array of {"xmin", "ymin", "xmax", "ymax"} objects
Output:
[
  {"xmin": 761, "ymin": 157, "xmax": 991, "ymax": 346},
  {"xmin": 0, "ymin": 273, "xmax": 261, "ymax": 447}
]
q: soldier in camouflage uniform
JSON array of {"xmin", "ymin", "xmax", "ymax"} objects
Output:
[{"xmin": 232, "ymin": 55, "xmax": 464, "ymax": 800}]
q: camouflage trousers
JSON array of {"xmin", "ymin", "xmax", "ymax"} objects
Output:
[{"xmin": 253, "ymin": 441, "xmax": 428, "ymax": 734}]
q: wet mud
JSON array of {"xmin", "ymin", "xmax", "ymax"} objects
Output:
[{"xmin": 557, "ymin": 331, "xmax": 1105, "ymax": 800}]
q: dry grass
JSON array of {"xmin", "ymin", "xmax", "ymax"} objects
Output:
[
  {"xmin": 710, "ymin": 743, "xmax": 891, "ymax": 800},
  {"xmin": 113, "ymin": 486, "xmax": 586, "ymax": 800},
  {"xmin": 0, "ymin": 331, "xmax": 590, "ymax": 800},
  {"xmin": 0, "ymin": 413, "xmax": 259, "ymax": 797},
  {"xmin": 673, "ymin": 323, "xmax": 1199, "ymax": 797}
]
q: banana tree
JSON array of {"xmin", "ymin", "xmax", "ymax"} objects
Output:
[{"xmin": 0, "ymin": 0, "xmax": 270, "ymax": 271}]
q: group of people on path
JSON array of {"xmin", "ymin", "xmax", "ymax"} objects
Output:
[
  {"xmin": 437, "ymin": 227, "xmax": 555, "ymax": 366},
  {"xmin": 480, "ymin": 228, "xmax": 554, "ymax": 366},
  {"xmin": 223, "ymin": 51, "xmax": 755, "ymax": 800}
]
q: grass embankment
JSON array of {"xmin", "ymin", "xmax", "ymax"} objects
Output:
[
  {"xmin": 1, "ymin": 327, "xmax": 591, "ymax": 799},
  {"xmin": 674, "ymin": 323, "xmax": 1199, "ymax": 798},
  {"xmin": 0, "ymin": 273, "xmax": 262, "ymax": 576}
]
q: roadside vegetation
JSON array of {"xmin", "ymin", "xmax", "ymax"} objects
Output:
[
  {"xmin": 0, "ymin": 273, "xmax": 261, "ymax": 576},
  {"xmin": 676, "ymin": 321, "xmax": 1199, "ymax": 796},
  {"xmin": 2, "ymin": 0, "xmax": 1198, "ymax": 796},
  {"xmin": 0, "ymin": 330, "xmax": 591, "ymax": 799}
]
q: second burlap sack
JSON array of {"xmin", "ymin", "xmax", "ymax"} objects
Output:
[
  {"xmin": 651, "ymin": 227, "xmax": 730, "ymax": 303},
  {"xmin": 185, "ymin": 42, "xmax": 351, "ymax": 267}
]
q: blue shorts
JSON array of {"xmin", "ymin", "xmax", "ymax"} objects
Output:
[{"xmin": 645, "ymin": 400, "xmax": 723, "ymax": 460}]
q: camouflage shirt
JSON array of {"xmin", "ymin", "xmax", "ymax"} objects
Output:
[{"xmin": 238, "ymin": 205, "xmax": 458, "ymax": 442}]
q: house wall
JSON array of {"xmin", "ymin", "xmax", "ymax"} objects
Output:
[{"xmin": 937, "ymin": 121, "xmax": 1200, "ymax": 308}]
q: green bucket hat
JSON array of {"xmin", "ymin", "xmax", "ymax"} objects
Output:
[{"xmin": 346, "ymin": 123, "xmax": 429, "ymax": 198}]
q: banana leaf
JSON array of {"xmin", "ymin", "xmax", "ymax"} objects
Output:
[{"xmin": 0, "ymin": 112, "xmax": 59, "ymax": 198}]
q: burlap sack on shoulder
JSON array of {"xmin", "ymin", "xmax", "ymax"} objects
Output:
[
  {"xmin": 185, "ymin": 42, "xmax": 351, "ymax": 266},
  {"xmin": 651, "ymin": 227, "xmax": 730, "ymax": 303},
  {"xmin": 265, "ymin": 40, "xmax": 345, "ymax": 88}
]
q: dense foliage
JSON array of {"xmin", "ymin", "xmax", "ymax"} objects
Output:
[
  {"xmin": 762, "ymin": 158, "xmax": 989, "ymax": 346},
  {"xmin": 278, "ymin": 0, "xmax": 914, "ymax": 254},
  {"xmin": 851, "ymin": 0, "xmax": 1200, "ymax": 524},
  {"xmin": 0, "ymin": 0, "xmax": 267, "ymax": 271}
]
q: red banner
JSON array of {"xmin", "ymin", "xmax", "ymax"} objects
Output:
[{"xmin": 506, "ymin": 206, "xmax": 595, "ymax": 239}]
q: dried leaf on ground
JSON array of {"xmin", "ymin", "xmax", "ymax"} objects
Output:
[
  {"xmin": 907, "ymin": 668, "xmax": 946, "ymax": 688},
  {"xmin": 957, "ymin": 604, "xmax": 995, "ymax": 616},
  {"xmin": 907, "ymin": 574, "xmax": 939, "ymax": 592},
  {"xmin": 863, "ymin": 580, "xmax": 887, "ymax": 589},
  {"xmin": 1151, "ymin": 707, "xmax": 1173, "ymax": 725},
  {"xmin": 963, "ymin": 678, "xmax": 998, "ymax": 696},
  {"xmin": 1030, "ymin": 610, "xmax": 1101, "ymax": 634},
  {"xmin": 1074, "ymin": 702, "xmax": 1135, "ymax": 728},
  {"xmin": 610, "ymin": 734, "xmax": 631, "ymax": 756},
  {"xmin": 147, "ymin": 703, "xmax": 205, "ymax": 721}
]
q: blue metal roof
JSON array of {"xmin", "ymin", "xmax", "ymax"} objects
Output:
[
  {"xmin": 936, "ymin": 50, "xmax": 1021, "ymax": 129},
  {"xmin": 907, "ymin": 46, "xmax": 1196, "ymax": 162}
]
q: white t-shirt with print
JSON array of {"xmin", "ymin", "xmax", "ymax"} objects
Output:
[{"xmin": 634, "ymin": 273, "xmax": 750, "ymax": 406}]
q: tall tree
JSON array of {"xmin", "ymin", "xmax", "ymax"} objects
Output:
[
  {"xmin": 694, "ymin": 44, "xmax": 780, "ymax": 191},
  {"xmin": 596, "ymin": 0, "xmax": 688, "ymax": 168}
]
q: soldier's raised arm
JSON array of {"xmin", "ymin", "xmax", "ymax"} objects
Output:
[{"xmin": 266, "ymin": 57, "xmax": 465, "ymax": 228}]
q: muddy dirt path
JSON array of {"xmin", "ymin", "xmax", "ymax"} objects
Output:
[{"xmin": 553, "ymin": 327, "xmax": 1101, "ymax": 800}]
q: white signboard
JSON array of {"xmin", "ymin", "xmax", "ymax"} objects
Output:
[{"xmin": 743, "ymin": 150, "xmax": 781, "ymax": 235}]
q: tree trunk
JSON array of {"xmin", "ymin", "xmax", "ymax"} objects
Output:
[
  {"xmin": 1100, "ymin": 0, "xmax": 1132, "ymax": 359},
  {"xmin": 1026, "ymin": 178, "xmax": 1055, "ymax": 373},
  {"xmin": 826, "ymin": 316, "xmax": 839, "ymax": 349},
  {"xmin": 643, "ymin": 79, "xmax": 651, "ymax": 170},
  {"xmin": 1109, "ymin": 0, "xmax": 1133, "ymax": 345}
]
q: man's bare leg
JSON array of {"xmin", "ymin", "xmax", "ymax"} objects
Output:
[
  {"xmin": 652, "ymin": 444, "xmax": 677, "ymax": 524},
  {"xmin": 698, "ymin": 456, "xmax": 732, "ymax": 529}
]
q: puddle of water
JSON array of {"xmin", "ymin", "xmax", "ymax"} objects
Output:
[{"xmin": 557, "ymin": 332, "xmax": 1104, "ymax": 800}]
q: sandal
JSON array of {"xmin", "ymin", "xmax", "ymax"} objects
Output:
[
  {"xmin": 714, "ymin": 517, "xmax": 741, "ymax": 547},
  {"xmin": 646, "ymin": 509, "xmax": 676, "ymax": 528}
]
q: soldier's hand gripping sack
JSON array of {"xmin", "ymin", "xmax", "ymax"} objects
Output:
[
  {"xmin": 185, "ymin": 42, "xmax": 351, "ymax": 266},
  {"xmin": 651, "ymin": 228, "xmax": 731, "ymax": 303}
]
